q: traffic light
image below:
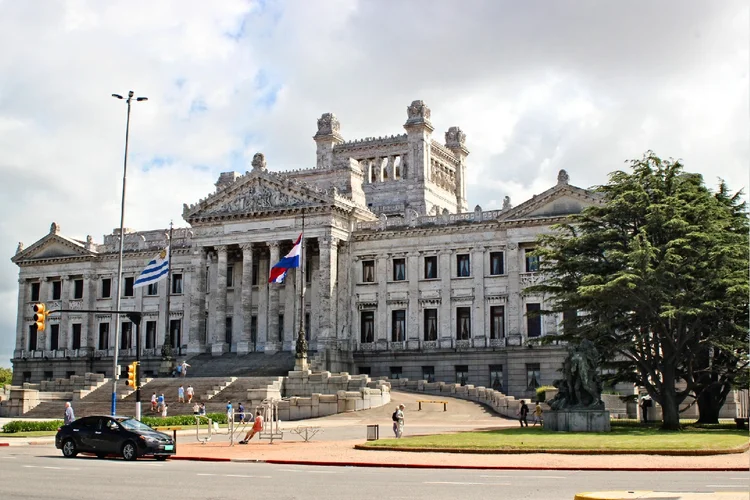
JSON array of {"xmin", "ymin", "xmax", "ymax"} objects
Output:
[
  {"xmin": 32, "ymin": 303, "xmax": 48, "ymax": 331},
  {"xmin": 125, "ymin": 361, "xmax": 140, "ymax": 389}
]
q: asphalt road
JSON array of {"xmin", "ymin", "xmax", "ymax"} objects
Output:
[{"xmin": 0, "ymin": 446, "xmax": 747, "ymax": 500}]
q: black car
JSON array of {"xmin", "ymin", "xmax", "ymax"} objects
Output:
[{"xmin": 55, "ymin": 415, "xmax": 175, "ymax": 461}]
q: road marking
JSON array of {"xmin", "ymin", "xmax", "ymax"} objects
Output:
[
  {"xmin": 480, "ymin": 475, "xmax": 566, "ymax": 479},
  {"xmin": 705, "ymin": 485, "xmax": 748, "ymax": 488},
  {"xmin": 197, "ymin": 473, "xmax": 216, "ymax": 476},
  {"xmin": 224, "ymin": 474, "xmax": 271, "ymax": 478},
  {"xmin": 23, "ymin": 465, "xmax": 78, "ymax": 471},
  {"xmin": 424, "ymin": 481, "xmax": 511, "ymax": 486},
  {"xmin": 0, "ymin": 456, "xmax": 17, "ymax": 459}
]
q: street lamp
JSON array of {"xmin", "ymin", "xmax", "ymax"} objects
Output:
[{"xmin": 110, "ymin": 90, "xmax": 148, "ymax": 416}]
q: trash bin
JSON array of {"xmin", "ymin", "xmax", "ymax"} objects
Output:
[{"xmin": 366, "ymin": 424, "xmax": 379, "ymax": 441}]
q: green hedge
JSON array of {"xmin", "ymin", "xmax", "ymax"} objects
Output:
[
  {"xmin": 3, "ymin": 420, "xmax": 63, "ymax": 433},
  {"xmin": 140, "ymin": 413, "xmax": 227, "ymax": 427},
  {"xmin": 535, "ymin": 385, "xmax": 556, "ymax": 402}
]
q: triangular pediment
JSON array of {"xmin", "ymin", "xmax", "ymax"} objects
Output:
[
  {"xmin": 12, "ymin": 233, "xmax": 95, "ymax": 265},
  {"xmin": 183, "ymin": 170, "xmax": 333, "ymax": 222},
  {"xmin": 499, "ymin": 183, "xmax": 602, "ymax": 222}
]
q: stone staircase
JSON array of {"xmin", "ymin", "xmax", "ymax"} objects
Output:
[
  {"xmin": 211, "ymin": 376, "xmax": 284, "ymax": 405},
  {"xmin": 22, "ymin": 380, "xmax": 134, "ymax": 419},
  {"xmin": 184, "ymin": 352, "xmax": 294, "ymax": 377}
]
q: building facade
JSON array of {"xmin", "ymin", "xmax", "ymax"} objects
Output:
[{"xmin": 10, "ymin": 100, "xmax": 600, "ymax": 399}]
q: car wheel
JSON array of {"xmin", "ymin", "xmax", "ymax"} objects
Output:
[
  {"xmin": 121, "ymin": 441, "xmax": 138, "ymax": 461},
  {"xmin": 62, "ymin": 439, "xmax": 78, "ymax": 458},
  {"xmin": 155, "ymin": 455, "xmax": 168, "ymax": 461}
]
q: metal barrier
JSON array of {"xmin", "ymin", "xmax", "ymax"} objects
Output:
[
  {"xmin": 258, "ymin": 399, "xmax": 284, "ymax": 444},
  {"xmin": 194, "ymin": 415, "xmax": 213, "ymax": 444}
]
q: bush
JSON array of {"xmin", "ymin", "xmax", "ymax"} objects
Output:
[
  {"xmin": 140, "ymin": 413, "xmax": 227, "ymax": 428},
  {"xmin": 535, "ymin": 385, "xmax": 556, "ymax": 402},
  {"xmin": 2, "ymin": 420, "xmax": 63, "ymax": 433}
]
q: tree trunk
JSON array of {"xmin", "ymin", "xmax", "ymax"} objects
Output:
[
  {"xmin": 696, "ymin": 383, "xmax": 730, "ymax": 424},
  {"xmin": 659, "ymin": 376, "xmax": 682, "ymax": 430}
]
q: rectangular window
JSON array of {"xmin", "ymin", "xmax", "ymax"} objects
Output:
[
  {"xmin": 456, "ymin": 307, "xmax": 471, "ymax": 340},
  {"xmin": 526, "ymin": 303, "xmax": 541, "ymax": 338},
  {"xmin": 71, "ymin": 323, "xmax": 82, "ymax": 350},
  {"xmin": 98, "ymin": 323, "xmax": 109, "ymax": 350},
  {"xmin": 525, "ymin": 248, "xmax": 540, "ymax": 272},
  {"xmin": 424, "ymin": 256, "xmax": 438, "ymax": 279},
  {"xmin": 101, "ymin": 278, "xmax": 111, "ymax": 299},
  {"xmin": 121, "ymin": 322, "xmax": 132, "ymax": 349},
  {"xmin": 278, "ymin": 315, "xmax": 284, "ymax": 342},
  {"xmin": 358, "ymin": 366, "xmax": 371, "ymax": 376},
  {"xmin": 250, "ymin": 316, "xmax": 258, "ymax": 344},
  {"xmin": 226, "ymin": 265, "xmax": 234, "ymax": 288},
  {"xmin": 145, "ymin": 321, "xmax": 157, "ymax": 349},
  {"xmin": 526, "ymin": 363, "xmax": 541, "ymax": 390},
  {"xmin": 305, "ymin": 258, "xmax": 313, "ymax": 284},
  {"xmin": 226, "ymin": 317, "xmax": 233, "ymax": 345},
  {"xmin": 50, "ymin": 324, "xmax": 60, "ymax": 350},
  {"xmin": 305, "ymin": 312, "xmax": 311, "ymax": 341},
  {"xmin": 252, "ymin": 262, "xmax": 259, "ymax": 286},
  {"xmin": 490, "ymin": 252, "xmax": 504, "ymax": 276},
  {"xmin": 562, "ymin": 309, "xmax": 577, "ymax": 332},
  {"xmin": 146, "ymin": 282, "xmax": 158, "ymax": 296},
  {"xmin": 205, "ymin": 267, "xmax": 210, "ymax": 294},
  {"xmin": 169, "ymin": 319, "xmax": 181, "ymax": 348},
  {"xmin": 422, "ymin": 366, "xmax": 435, "ymax": 383},
  {"xmin": 457, "ymin": 254, "xmax": 471, "ymax": 277},
  {"xmin": 66, "ymin": 371, "xmax": 76, "ymax": 378},
  {"xmin": 360, "ymin": 311, "xmax": 375, "ymax": 343},
  {"xmin": 362, "ymin": 260, "xmax": 375, "ymax": 283},
  {"xmin": 52, "ymin": 280, "xmax": 62, "ymax": 300},
  {"xmin": 392, "ymin": 258, "xmax": 406, "ymax": 281},
  {"xmin": 490, "ymin": 305, "xmax": 505, "ymax": 339},
  {"xmin": 23, "ymin": 371, "xmax": 31, "ymax": 383},
  {"xmin": 390, "ymin": 367, "xmax": 402, "ymax": 379},
  {"xmin": 28, "ymin": 324, "xmax": 38, "ymax": 351},
  {"xmin": 44, "ymin": 371, "xmax": 54, "ymax": 382},
  {"xmin": 123, "ymin": 277, "xmax": 134, "ymax": 297},
  {"xmin": 30, "ymin": 282, "xmax": 41, "ymax": 302},
  {"xmin": 423, "ymin": 309, "xmax": 438, "ymax": 341},
  {"xmin": 455, "ymin": 365, "xmax": 469, "ymax": 386},
  {"xmin": 391, "ymin": 310, "xmax": 406, "ymax": 341},
  {"xmin": 171, "ymin": 273, "xmax": 183, "ymax": 294},
  {"xmin": 489, "ymin": 364, "xmax": 503, "ymax": 392},
  {"xmin": 73, "ymin": 279, "xmax": 84, "ymax": 299}
]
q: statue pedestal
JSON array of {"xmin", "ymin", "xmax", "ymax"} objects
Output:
[{"xmin": 544, "ymin": 410, "xmax": 611, "ymax": 432}]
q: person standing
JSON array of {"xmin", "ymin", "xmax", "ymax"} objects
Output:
[
  {"xmin": 157, "ymin": 393, "xmax": 165, "ymax": 413},
  {"xmin": 186, "ymin": 385, "xmax": 194, "ymax": 404},
  {"xmin": 239, "ymin": 411, "xmax": 264, "ymax": 444},
  {"xmin": 518, "ymin": 400, "xmax": 529, "ymax": 427},
  {"xmin": 532, "ymin": 402, "xmax": 543, "ymax": 426},
  {"xmin": 181, "ymin": 360, "xmax": 190, "ymax": 377},
  {"xmin": 64, "ymin": 402, "xmax": 75, "ymax": 425},
  {"xmin": 640, "ymin": 396, "xmax": 652, "ymax": 423},
  {"xmin": 178, "ymin": 385, "xmax": 185, "ymax": 404},
  {"xmin": 161, "ymin": 404, "xmax": 169, "ymax": 418},
  {"xmin": 199, "ymin": 402, "xmax": 206, "ymax": 415},
  {"xmin": 396, "ymin": 404, "xmax": 405, "ymax": 438},
  {"xmin": 391, "ymin": 406, "xmax": 400, "ymax": 437},
  {"xmin": 226, "ymin": 400, "xmax": 233, "ymax": 425},
  {"xmin": 150, "ymin": 393, "xmax": 158, "ymax": 412},
  {"xmin": 237, "ymin": 402, "xmax": 246, "ymax": 423}
]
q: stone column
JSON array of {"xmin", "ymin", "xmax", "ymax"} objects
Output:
[
  {"xmin": 83, "ymin": 272, "xmax": 96, "ymax": 353},
  {"xmin": 407, "ymin": 252, "xmax": 419, "ymax": 347},
  {"xmin": 284, "ymin": 264, "xmax": 296, "ymax": 351},
  {"xmin": 265, "ymin": 242, "xmax": 280, "ymax": 354},
  {"xmin": 376, "ymin": 254, "xmax": 388, "ymax": 343},
  {"xmin": 506, "ymin": 241, "xmax": 522, "ymax": 345},
  {"xmin": 188, "ymin": 247, "xmax": 207, "ymax": 353},
  {"xmin": 238, "ymin": 244, "xmax": 254, "ymax": 355},
  {"xmin": 59, "ymin": 276, "xmax": 71, "ymax": 351},
  {"xmin": 318, "ymin": 235, "xmax": 339, "ymax": 347},
  {"xmin": 37, "ymin": 277, "xmax": 49, "ymax": 351},
  {"xmin": 212, "ymin": 245, "xmax": 228, "ymax": 355},
  {"xmin": 15, "ymin": 278, "xmax": 26, "ymax": 354},
  {"xmin": 438, "ymin": 250, "xmax": 452, "ymax": 348},
  {"xmin": 472, "ymin": 245, "xmax": 486, "ymax": 346}
]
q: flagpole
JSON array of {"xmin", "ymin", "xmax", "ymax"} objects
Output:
[
  {"xmin": 295, "ymin": 210, "xmax": 308, "ymax": 370},
  {"xmin": 161, "ymin": 221, "xmax": 174, "ymax": 360}
]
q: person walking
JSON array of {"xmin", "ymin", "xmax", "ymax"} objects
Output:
[
  {"xmin": 237, "ymin": 402, "xmax": 246, "ymax": 423},
  {"xmin": 239, "ymin": 411, "xmax": 264, "ymax": 444},
  {"xmin": 161, "ymin": 403, "xmax": 169, "ymax": 418},
  {"xmin": 391, "ymin": 406, "xmax": 400, "ymax": 437},
  {"xmin": 186, "ymin": 385, "xmax": 194, "ymax": 403},
  {"xmin": 396, "ymin": 404, "xmax": 405, "ymax": 438},
  {"xmin": 157, "ymin": 393, "xmax": 165, "ymax": 413},
  {"xmin": 640, "ymin": 396, "xmax": 652, "ymax": 423},
  {"xmin": 150, "ymin": 393, "xmax": 158, "ymax": 412},
  {"xmin": 532, "ymin": 401, "xmax": 543, "ymax": 426},
  {"xmin": 199, "ymin": 402, "xmax": 206, "ymax": 415},
  {"xmin": 181, "ymin": 360, "xmax": 190, "ymax": 377},
  {"xmin": 178, "ymin": 385, "xmax": 185, "ymax": 404},
  {"xmin": 64, "ymin": 402, "xmax": 75, "ymax": 425},
  {"xmin": 518, "ymin": 400, "xmax": 529, "ymax": 427}
]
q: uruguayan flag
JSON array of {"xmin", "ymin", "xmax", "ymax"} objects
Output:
[{"xmin": 133, "ymin": 247, "xmax": 169, "ymax": 288}]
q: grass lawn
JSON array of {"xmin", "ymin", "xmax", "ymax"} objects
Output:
[
  {"xmin": 363, "ymin": 426, "xmax": 749, "ymax": 452},
  {"xmin": 1, "ymin": 430, "xmax": 57, "ymax": 438}
]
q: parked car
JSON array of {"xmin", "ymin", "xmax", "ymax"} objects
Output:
[{"xmin": 55, "ymin": 415, "xmax": 175, "ymax": 461}]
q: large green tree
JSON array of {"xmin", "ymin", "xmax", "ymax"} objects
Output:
[
  {"xmin": 0, "ymin": 367, "xmax": 12, "ymax": 387},
  {"xmin": 531, "ymin": 153, "xmax": 749, "ymax": 430}
]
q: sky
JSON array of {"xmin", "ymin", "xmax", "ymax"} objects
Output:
[{"xmin": 0, "ymin": 0, "xmax": 747, "ymax": 368}]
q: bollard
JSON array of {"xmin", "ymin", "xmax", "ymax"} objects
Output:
[
  {"xmin": 366, "ymin": 424, "xmax": 379, "ymax": 441},
  {"xmin": 173, "ymin": 429, "xmax": 177, "ymax": 455}
]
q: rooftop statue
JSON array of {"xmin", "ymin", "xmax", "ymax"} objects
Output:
[{"xmin": 548, "ymin": 339, "xmax": 604, "ymax": 410}]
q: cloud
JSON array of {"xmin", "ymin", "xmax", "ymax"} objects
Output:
[{"xmin": 0, "ymin": 0, "xmax": 746, "ymax": 367}]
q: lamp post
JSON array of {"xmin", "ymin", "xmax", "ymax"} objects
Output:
[{"xmin": 110, "ymin": 90, "xmax": 148, "ymax": 416}]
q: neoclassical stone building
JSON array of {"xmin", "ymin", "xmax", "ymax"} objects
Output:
[{"xmin": 10, "ymin": 100, "xmax": 600, "ymax": 399}]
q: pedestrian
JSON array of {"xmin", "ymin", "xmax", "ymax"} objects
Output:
[
  {"xmin": 237, "ymin": 402, "xmax": 245, "ymax": 423},
  {"xmin": 150, "ymin": 393, "xmax": 157, "ymax": 412},
  {"xmin": 396, "ymin": 404, "xmax": 405, "ymax": 437},
  {"xmin": 640, "ymin": 396, "xmax": 652, "ymax": 423},
  {"xmin": 199, "ymin": 402, "xmax": 206, "ymax": 415},
  {"xmin": 175, "ymin": 363, "xmax": 182, "ymax": 377},
  {"xmin": 157, "ymin": 393, "xmax": 165, "ymax": 413},
  {"xmin": 193, "ymin": 402, "xmax": 201, "ymax": 415},
  {"xmin": 239, "ymin": 411, "xmax": 264, "ymax": 444},
  {"xmin": 64, "ymin": 402, "xmax": 75, "ymax": 425},
  {"xmin": 162, "ymin": 404, "xmax": 169, "ymax": 418},
  {"xmin": 186, "ymin": 385, "xmax": 194, "ymax": 403},
  {"xmin": 391, "ymin": 406, "xmax": 400, "ymax": 437},
  {"xmin": 178, "ymin": 385, "xmax": 185, "ymax": 403},
  {"xmin": 181, "ymin": 360, "xmax": 190, "ymax": 377},
  {"xmin": 532, "ymin": 401, "xmax": 543, "ymax": 426},
  {"xmin": 226, "ymin": 400, "xmax": 233, "ymax": 425},
  {"xmin": 518, "ymin": 400, "xmax": 529, "ymax": 427}
]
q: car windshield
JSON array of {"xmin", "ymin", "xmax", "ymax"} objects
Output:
[{"xmin": 118, "ymin": 419, "xmax": 153, "ymax": 432}]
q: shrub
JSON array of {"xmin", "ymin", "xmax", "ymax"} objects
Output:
[
  {"xmin": 140, "ymin": 413, "xmax": 227, "ymax": 428},
  {"xmin": 2, "ymin": 420, "xmax": 63, "ymax": 433},
  {"xmin": 535, "ymin": 385, "xmax": 556, "ymax": 402}
]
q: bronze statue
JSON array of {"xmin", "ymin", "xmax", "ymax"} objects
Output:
[{"xmin": 548, "ymin": 339, "xmax": 604, "ymax": 410}]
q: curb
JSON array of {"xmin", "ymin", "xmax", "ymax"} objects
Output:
[{"xmin": 354, "ymin": 443, "xmax": 750, "ymax": 456}]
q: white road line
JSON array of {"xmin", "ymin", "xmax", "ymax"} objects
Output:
[
  {"xmin": 196, "ymin": 473, "xmax": 216, "ymax": 476},
  {"xmin": 305, "ymin": 471, "xmax": 340, "ymax": 474},
  {"xmin": 224, "ymin": 474, "xmax": 271, "ymax": 478},
  {"xmin": 0, "ymin": 456, "xmax": 17, "ymax": 459},
  {"xmin": 705, "ymin": 485, "xmax": 748, "ymax": 488},
  {"xmin": 480, "ymin": 475, "xmax": 566, "ymax": 479},
  {"xmin": 424, "ymin": 481, "xmax": 511, "ymax": 486},
  {"xmin": 730, "ymin": 478, "xmax": 750, "ymax": 480}
]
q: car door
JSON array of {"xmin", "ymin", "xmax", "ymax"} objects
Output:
[
  {"xmin": 94, "ymin": 418, "xmax": 124, "ymax": 454},
  {"xmin": 72, "ymin": 417, "xmax": 98, "ymax": 452}
]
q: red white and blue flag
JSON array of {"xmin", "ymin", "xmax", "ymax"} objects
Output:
[{"xmin": 268, "ymin": 234, "xmax": 302, "ymax": 284}]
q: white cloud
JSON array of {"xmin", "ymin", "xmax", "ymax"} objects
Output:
[{"xmin": 0, "ymin": 0, "xmax": 746, "ymax": 366}]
